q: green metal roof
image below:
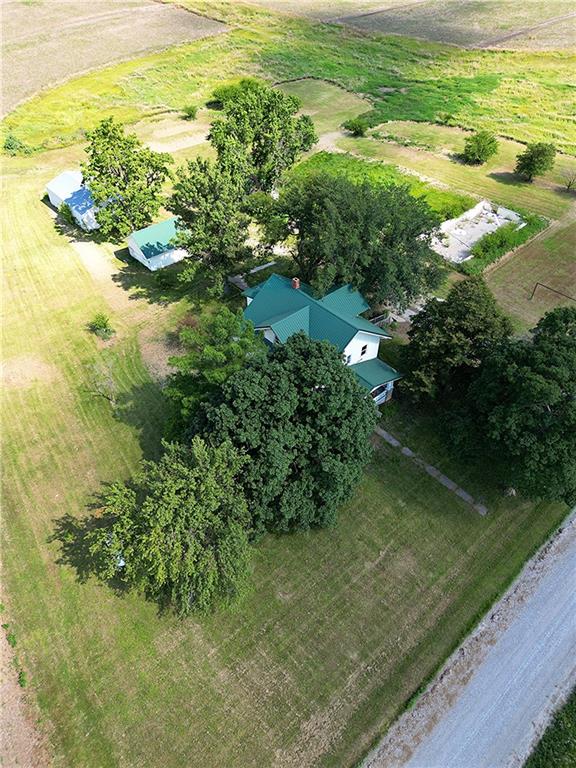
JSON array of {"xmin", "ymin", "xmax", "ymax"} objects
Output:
[
  {"xmin": 130, "ymin": 217, "xmax": 179, "ymax": 260},
  {"xmin": 319, "ymin": 285, "xmax": 369, "ymax": 316},
  {"xmin": 271, "ymin": 306, "xmax": 310, "ymax": 342},
  {"xmin": 243, "ymin": 274, "xmax": 390, "ymax": 352},
  {"xmin": 350, "ymin": 358, "xmax": 402, "ymax": 391},
  {"xmin": 243, "ymin": 284, "xmax": 261, "ymax": 299}
]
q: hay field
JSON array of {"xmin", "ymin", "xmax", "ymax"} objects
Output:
[
  {"xmin": 1, "ymin": 0, "xmax": 226, "ymax": 115},
  {"xmin": 487, "ymin": 219, "xmax": 576, "ymax": 331},
  {"xmin": 252, "ymin": 0, "xmax": 576, "ymax": 50}
]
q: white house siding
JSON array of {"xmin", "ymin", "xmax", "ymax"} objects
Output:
[
  {"xmin": 146, "ymin": 248, "xmax": 187, "ymax": 271},
  {"xmin": 263, "ymin": 328, "xmax": 276, "ymax": 344},
  {"xmin": 47, "ymin": 188, "xmax": 65, "ymax": 209},
  {"xmin": 127, "ymin": 237, "xmax": 186, "ymax": 271},
  {"xmin": 342, "ymin": 331, "xmax": 380, "ymax": 366}
]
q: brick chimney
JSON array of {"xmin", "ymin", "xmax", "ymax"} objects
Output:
[{"xmin": 292, "ymin": 277, "xmax": 300, "ymax": 290}]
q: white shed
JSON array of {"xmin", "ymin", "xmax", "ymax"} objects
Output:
[
  {"xmin": 127, "ymin": 217, "xmax": 187, "ymax": 271},
  {"xmin": 45, "ymin": 170, "xmax": 99, "ymax": 231}
]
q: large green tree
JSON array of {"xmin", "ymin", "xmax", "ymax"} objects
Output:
[
  {"xmin": 209, "ymin": 82, "xmax": 317, "ymax": 192},
  {"xmin": 402, "ymin": 277, "xmax": 513, "ymax": 403},
  {"xmin": 462, "ymin": 130, "xmax": 498, "ymax": 165},
  {"xmin": 165, "ymin": 308, "xmax": 267, "ymax": 435},
  {"xmin": 82, "ymin": 118, "xmax": 172, "ymax": 240},
  {"xmin": 455, "ymin": 307, "xmax": 576, "ymax": 504},
  {"xmin": 515, "ymin": 142, "xmax": 556, "ymax": 182},
  {"xmin": 200, "ymin": 334, "xmax": 378, "ymax": 535},
  {"xmin": 88, "ymin": 438, "xmax": 251, "ymax": 616},
  {"xmin": 168, "ymin": 157, "xmax": 250, "ymax": 282},
  {"xmin": 270, "ymin": 172, "xmax": 442, "ymax": 305}
]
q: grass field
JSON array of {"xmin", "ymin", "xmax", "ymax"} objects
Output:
[
  {"xmin": 525, "ymin": 686, "xmax": 576, "ymax": 768},
  {"xmin": 2, "ymin": 126, "xmax": 570, "ymax": 767},
  {"xmin": 2, "ymin": 3, "xmax": 574, "ymax": 765},
  {"xmin": 293, "ymin": 151, "xmax": 476, "ymax": 219},
  {"xmin": 337, "ymin": 134, "xmax": 574, "ymax": 219},
  {"xmin": 486, "ymin": 219, "xmax": 576, "ymax": 331},
  {"xmin": 369, "ymin": 120, "xmax": 576, "ymax": 188},
  {"xmin": 2, "ymin": 0, "xmax": 575, "ymax": 154}
]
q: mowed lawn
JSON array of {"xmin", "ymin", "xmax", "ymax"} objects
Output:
[
  {"xmin": 487, "ymin": 220, "xmax": 576, "ymax": 331},
  {"xmin": 1, "ymin": 147, "xmax": 570, "ymax": 767},
  {"xmin": 337, "ymin": 134, "xmax": 573, "ymax": 220}
]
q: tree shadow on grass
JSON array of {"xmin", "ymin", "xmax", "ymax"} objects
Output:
[
  {"xmin": 50, "ymin": 503, "xmax": 173, "ymax": 616},
  {"xmin": 49, "ymin": 505, "xmax": 127, "ymax": 596},
  {"xmin": 487, "ymin": 171, "xmax": 526, "ymax": 188},
  {"xmin": 111, "ymin": 253, "xmax": 221, "ymax": 307},
  {"xmin": 113, "ymin": 380, "xmax": 169, "ymax": 461},
  {"xmin": 488, "ymin": 172, "xmax": 575, "ymax": 202}
]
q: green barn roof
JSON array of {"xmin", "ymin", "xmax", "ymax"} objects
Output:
[
  {"xmin": 243, "ymin": 274, "xmax": 390, "ymax": 352},
  {"xmin": 130, "ymin": 217, "xmax": 179, "ymax": 260}
]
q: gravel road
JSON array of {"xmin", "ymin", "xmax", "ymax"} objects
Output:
[{"xmin": 364, "ymin": 511, "xmax": 576, "ymax": 768}]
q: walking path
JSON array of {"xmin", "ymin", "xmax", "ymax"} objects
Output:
[
  {"xmin": 375, "ymin": 427, "xmax": 488, "ymax": 515},
  {"xmin": 363, "ymin": 509, "xmax": 576, "ymax": 768}
]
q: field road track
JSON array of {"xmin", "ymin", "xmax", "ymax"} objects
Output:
[
  {"xmin": 363, "ymin": 508, "xmax": 576, "ymax": 768},
  {"xmin": 475, "ymin": 11, "xmax": 576, "ymax": 49}
]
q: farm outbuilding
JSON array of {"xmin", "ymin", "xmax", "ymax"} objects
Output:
[
  {"xmin": 127, "ymin": 217, "xmax": 187, "ymax": 271},
  {"xmin": 45, "ymin": 170, "xmax": 99, "ymax": 231}
]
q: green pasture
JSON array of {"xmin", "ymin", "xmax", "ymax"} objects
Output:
[{"xmin": 293, "ymin": 151, "xmax": 475, "ymax": 219}]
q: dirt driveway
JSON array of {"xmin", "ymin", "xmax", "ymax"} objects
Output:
[
  {"xmin": 364, "ymin": 509, "xmax": 576, "ymax": 768},
  {"xmin": 1, "ymin": 0, "xmax": 226, "ymax": 116}
]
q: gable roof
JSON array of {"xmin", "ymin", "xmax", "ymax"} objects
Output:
[
  {"xmin": 130, "ymin": 217, "xmax": 180, "ymax": 260},
  {"xmin": 319, "ymin": 284, "xmax": 369, "ymax": 316},
  {"xmin": 243, "ymin": 274, "xmax": 390, "ymax": 352},
  {"xmin": 46, "ymin": 170, "xmax": 95, "ymax": 215}
]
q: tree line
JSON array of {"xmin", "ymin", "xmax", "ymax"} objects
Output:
[{"xmin": 402, "ymin": 279, "xmax": 576, "ymax": 506}]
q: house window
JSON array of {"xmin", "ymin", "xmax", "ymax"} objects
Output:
[
  {"xmin": 344, "ymin": 354, "xmax": 352, "ymax": 365},
  {"xmin": 361, "ymin": 344, "xmax": 368, "ymax": 357}
]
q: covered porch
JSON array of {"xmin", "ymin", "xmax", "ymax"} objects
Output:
[{"xmin": 350, "ymin": 358, "xmax": 402, "ymax": 405}]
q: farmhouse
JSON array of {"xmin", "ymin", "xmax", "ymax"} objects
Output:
[
  {"xmin": 45, "ymin": 170, "xmax": 99, "ymax": 231},
  {"xmin": 127, "ymin": 217, "xmax": 187, "ymax": 271},
  {"xmin": 243, "ymin": 274, "xmax": 401, "ymax": 404}
]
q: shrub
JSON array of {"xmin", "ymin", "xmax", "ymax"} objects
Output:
[
  {"xmin": 18, "ymin": 670, "xmax": 27, "ymax": 688},
  {"xmin": 58, "ymin": 202, "xmax": 76, "ymax": 227},
  {"xmin": 460, "ymin": 214, "xmax": 547, "ymax": 275},
  {"xmin": 462, "ymin": 130, "xmax": 498, "ymax": 165},
  {"xmin": 342, "ymin": 117, "xmax": 368, "ymax": 137},
  {"xmin": 6, "ymin": 631, "xmax": 16, "ymax": 648},
  {"xmin": 183, "ymin": 105, "xmax": 198, "ymax": 120},
  {"xmin": 3, "ymin": 133, "xmax": 33, "ymax": 156},
  {"xmin": 515, "ymin": 142, "xmax": 556, "ymax": 182},
  {"xmin": 209, "ymin": 77, "xmax": 262, "ymax": 109},
  {"xmin": 88, "ymin": 313, "xmax": 115, "ymax": 340}
]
